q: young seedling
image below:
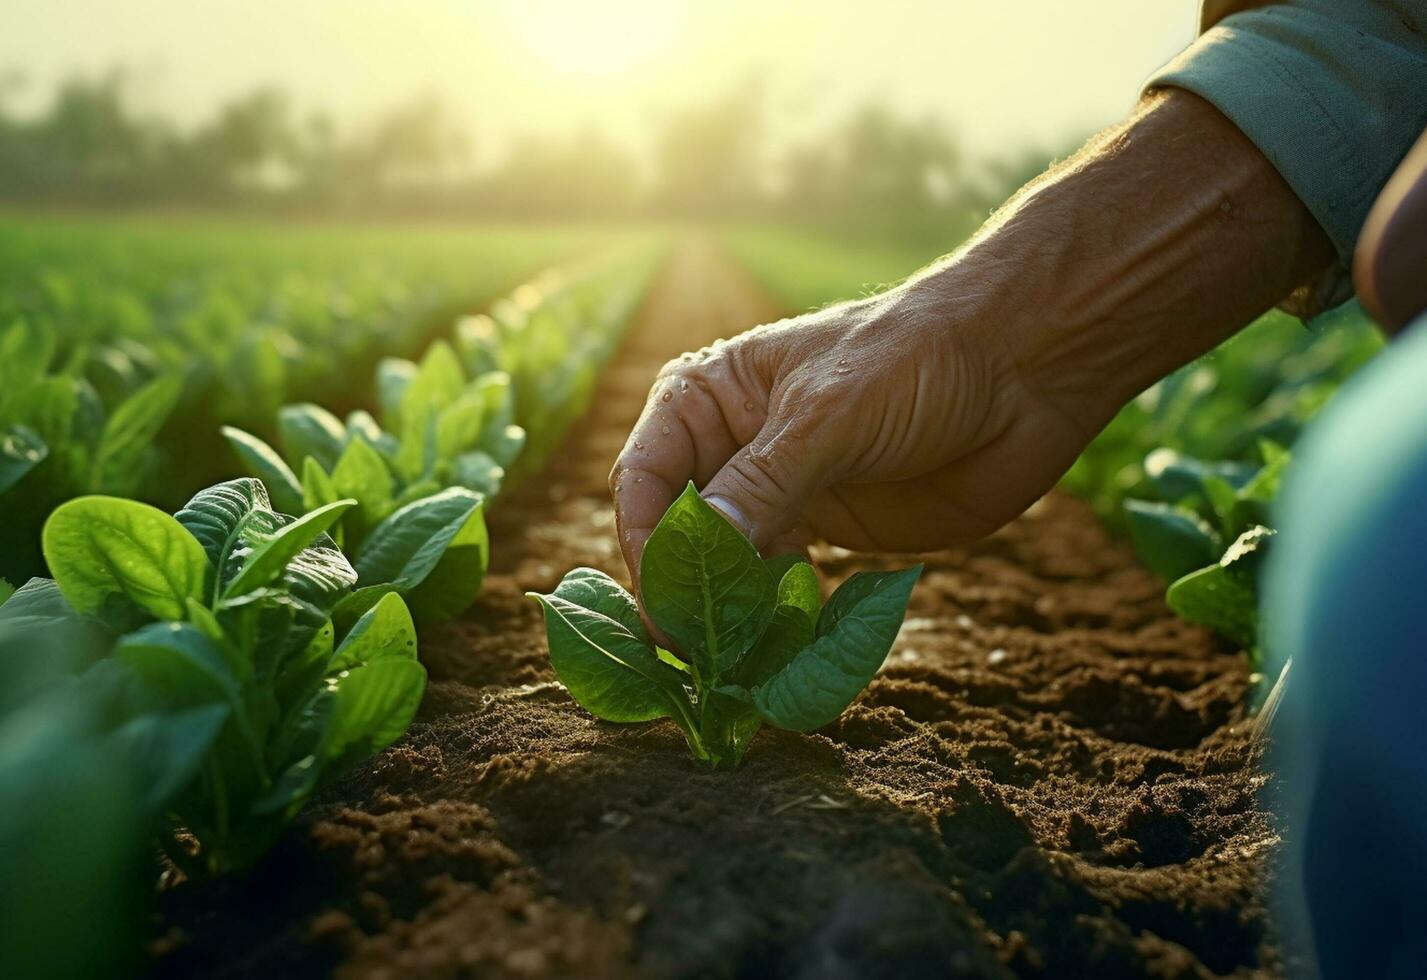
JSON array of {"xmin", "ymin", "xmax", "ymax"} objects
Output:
[{"xmin": 529, "ymin": 483, "xmax": 920, "ymax": 769}]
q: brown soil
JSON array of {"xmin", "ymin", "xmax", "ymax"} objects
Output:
[{"xmin": 154, "ymin": 241, "xmax": 1281, "ymax": 979}]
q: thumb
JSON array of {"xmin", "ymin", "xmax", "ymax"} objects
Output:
[{"xmin": 700, "ymin": 415, "xmax": 826, "ymax": 551}]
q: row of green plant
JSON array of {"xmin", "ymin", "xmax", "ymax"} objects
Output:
[
  {"xmin": 220, "ymin": 252, "xmax": 660, "ymax": 624},
  {"xmin": 1067, "ymin": 304, "xmax": 1382, "ymax": 664},
  {"xmin": 0, "ymin": 247, "xmax": 660, "ymax": 977},
  {"xmin": 0, "ymin": 217, "xmax": 633, "ymax": 583},
  {"xmin": 0, "ymin": 217, "xmax": 619, "ymax": 422}
]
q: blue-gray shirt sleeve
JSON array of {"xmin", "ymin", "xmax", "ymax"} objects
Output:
[{"xmin": 1147, "ymin": 1, "xmax": 1427, "ymax": 314}]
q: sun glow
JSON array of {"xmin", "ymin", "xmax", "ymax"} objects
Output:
[{"xmin": 491, "ymin": 1, "xmax": 688, "ymax": 80}]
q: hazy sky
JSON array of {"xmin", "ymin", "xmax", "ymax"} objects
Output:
[{"xmin": 1, "ymin": 0, "xmax": 1201, "ymax": 162}]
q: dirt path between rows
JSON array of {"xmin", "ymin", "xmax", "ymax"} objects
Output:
[{"xmin": 156, "ymin": 240, "xmax": 1281, "ymax": 979}]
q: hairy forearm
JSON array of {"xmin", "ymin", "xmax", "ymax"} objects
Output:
[{"xmin": 898, "ymin": 89, "xmax": 1334, "ymax": 434}]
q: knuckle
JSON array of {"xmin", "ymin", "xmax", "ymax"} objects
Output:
[
  {"xmin": 733, "ymin": 445, "xmax": 797, "ymax": 499},
  {"xmin": 607, "ymin": 460, "xmax": 628, "ymax": 493},
  {"xmin": 723, "ymin": 462, "xmax": 789, "ymax": 514}
]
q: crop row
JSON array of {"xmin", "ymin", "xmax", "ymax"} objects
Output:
[{"xmin": 0, "ymin": 245, "xmax": 661, "ymax": 976}]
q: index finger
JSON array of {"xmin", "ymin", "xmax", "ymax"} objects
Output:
[{"xmin": 609, "ymin": 357, "xmax": 757, "ymax": 597}]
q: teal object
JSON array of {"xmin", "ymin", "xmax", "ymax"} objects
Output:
[{"xmin": 1263, "ymin": 317, "xmax": 1427, "ymax": 976}]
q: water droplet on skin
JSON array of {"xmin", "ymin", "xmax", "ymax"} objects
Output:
[
  {"xmin": 660, "ymin": 390, "xmax": 673, "ymax": 402},
  {"xmin": 635, "ymin": 476, "xmax": 643, "ymax": 483},
  {"xmin": 743, "ymin": 401, "xmax": 755, "ymax": 412},
  {"xmin": 661, "ymin": 425, "xmax": 671, "ymax": 435}
]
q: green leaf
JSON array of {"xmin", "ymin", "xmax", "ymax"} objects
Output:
[
  {"xmin": 89, "ymin": 375, "xmax": 182, "ymax": 494},
  {"xmin": 735, "ymin": 605, "xmax": 814, "ymax": 689},
  {"xmin": 322, "ymin": 659, "xmax": 427, "ymax": 771},
  {"xmin": 106, "ymin": 703, "xmax": 230, "ymax": 815},
  {"xmin": 1239, "ymin": 444, "xmax": 1292, "ymax": 505},
  {"xmin": 393, "ymin": 478, "xmax": 442, "ymax": 509},
  {"xmin": 435, "ymin": 390, "xmax": 486, "ymax": 459},
  {"xmin": 773, "ymin": 560, "xmax": 820, "ymax": 622},
  {"xmin": 404, "ymin": 499, "xmax": 488, "ymax": 623},
  {"xmin": 43, "ymin": 497, "xmax": 209, "ymax": 621},
  {"xmin": 355, "ymin": 488, "xmax": 482, "ymax": 593},
  {"xmin": 1202, "ymin": 474, "xmax": 1244, "ymax": 537},
  {"xmin": 10, "ymin": 376, "xmax": 78, "ymax": 447},
  {"xmin": 528, "ymin": 585, "xmax": 690, "ymax": 723},
  {"xmin": 345, "ymin": 410, "xmax": 385, "ymax": 446},
  {"xmin": 329, "ymin": 592, "xmax": 418, "ymax": 673},
  {"xmin": 273, "ymin": 618, "xmax": 334, "ymax": 714},
  {"xmin": 113, "ymin": 621, "xmax": 242, "ymax": 711},
  {"xmin": 639, "ymin": 483, "xmax": 776, "ymax": 681},
  {"xmin": 175, "ymin": 477, "xmax": 271, "ymax": 569},
  {"xmin": 1143, "ymin": 448, "xmax": 1254, "ymax": 503},
  {"xmin": 0, "ymin": 321, "xmax": 55, "ymax": 402},
  {"xmin": 331, "ymin": 585, "xmax": 398, "ymax": 632},
  {"xmin": 1167, "ymin": 565, "xmax": 1258, "ymax": 650},
  {"xmin": 329, "ymin": 436, "xmax": 394, "ymax": 538},
  {"xmin": 394, "ymin": 402, "xmax": 437, "ymax": 483},
  {"xmin": 1124, "ymin": 500, "xmax": 1221, "ymax": 582},
  {"xmin": 451, "ymin": 450, "xmax": 504, "ymax": 499},
  {"xmin": 223, "ymin": 499, "xmax": 356, "ymax": 599},
  {"xmin": 375, "ymin": 357, "xmax": 416, "ymax": 427},
  {"xmin": 0, "ymin": 577, "xmax": 80, "ymax": 629},
  {"xmin": 546, "ymin": 567, "xmax": 650, "ymax": 644},
  {"xmin": 0, "ymin": 424, "xmax": 47, "ymax": 494},
  {"xmin": 815, "ymin": 569, "xmax": 894, "ymax": 639},
  {"xmin": 401, "ymin": 341, "xmax": 466, "ymax": 422},
  {"xmin": 756, "ymin": 566, "xmax": 921, "ymax": 732},
  {"xmin": 278, "ymin": 403, "xmax": 348, "ymax": 472},
  {"xmin": 299, "ymin": 456, "xmax": 340, "ymax": 515},
  {"xmin": 178, "ymin": 478, "xmax": 356, "ymax": 657},
  {"xmin": 221, "ymin": 427, "xmax": 303, "ymax": 515},
  {"xmin": 486, "ymin": 424, "xmax": 526, "ymax": 469},
  {"xmin": 471, "ymin": 372, "xmax": 520, "ymax": 458}
]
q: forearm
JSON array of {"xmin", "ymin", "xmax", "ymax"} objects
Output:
[{"xmin": 893, "ymin": 89, "xmax": 1334, "ymax": 434}]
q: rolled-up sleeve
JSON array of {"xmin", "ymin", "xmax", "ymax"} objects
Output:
[{"xmin": 1147, "ymin": 1, "xmax": 1427, "ymax": 314}]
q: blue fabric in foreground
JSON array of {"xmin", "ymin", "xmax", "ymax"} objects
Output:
[{"xmin": 1264, "ymin": 317, "xmax": 1427, "ymax": 977}]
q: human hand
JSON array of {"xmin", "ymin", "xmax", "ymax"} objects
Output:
[
  {"xmin": 611, "ymin": 91, "xmax": 1335, "ymax": 595},
  {"xmin": 609, "ymin": 286, "xmax": 1092, "ymax": 594}
]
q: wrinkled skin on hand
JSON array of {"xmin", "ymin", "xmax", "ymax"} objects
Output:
[{"xmin": 610, "ymin": 293, "xmax": 1089, "ymax": 593}]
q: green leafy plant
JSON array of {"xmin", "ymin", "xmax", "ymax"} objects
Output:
[
  {"xmin": 1123, "ymin": 442, "xmax": 1290, "ymax": 660},
  {"xmin": 221, "ymin": 339, "xmax": 510, "ymax": 625},
  {"xmin": 5, "ymin": 477, "xmax": 427, "ymax": 875},
  {"xmin": 0, "ymin": 320, "xmax": 184, "ymax": 582},
  {"xmin": 529, "ymin": 484, "xmax": 920, "ymax": 769}
]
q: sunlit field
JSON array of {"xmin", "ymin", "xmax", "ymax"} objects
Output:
[{"xmin": 0, "ymin": 1, "xmax": 1402, "ymax": 977}]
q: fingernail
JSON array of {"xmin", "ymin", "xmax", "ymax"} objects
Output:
[{"xmin": 703, "ymin": 494, "xmax": 750, "ymax": 536}]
